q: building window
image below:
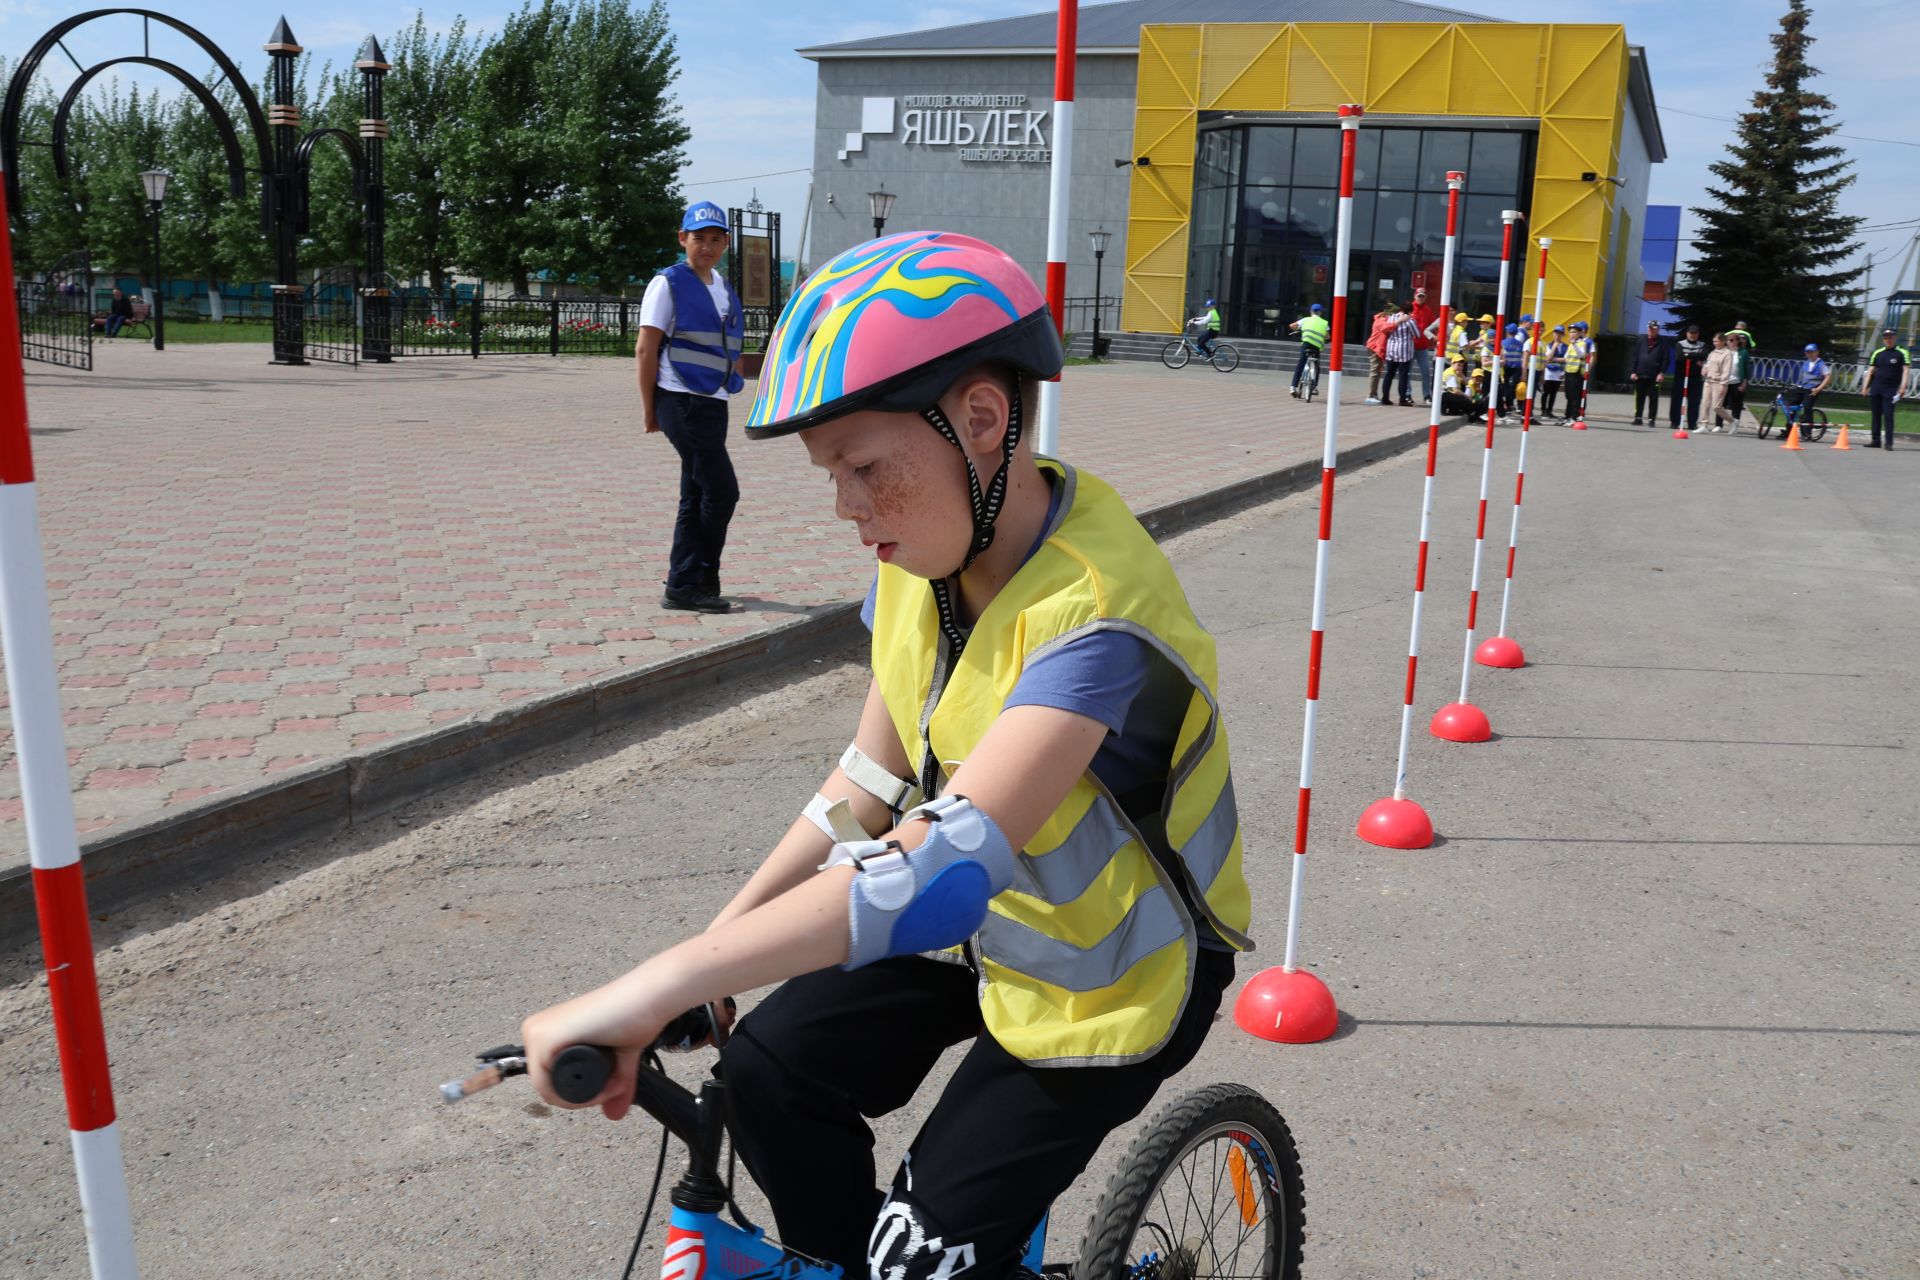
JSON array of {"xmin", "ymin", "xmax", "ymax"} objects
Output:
[{"xmin": 1188, "ymin": 122, "xmax": 1535, "ymax": 342}]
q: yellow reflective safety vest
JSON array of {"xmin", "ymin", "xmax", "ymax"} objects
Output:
[
  {"xmin": 868, "ymin": 460, "xmax": 1254, "ymax": 1066},
  {"xmin": 1563, "ymin": 337, "xmax": 1588, "ymax": 375}
]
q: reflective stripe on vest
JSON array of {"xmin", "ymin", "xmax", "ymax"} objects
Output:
[
  {"xmin": 869, "ymin": 461, "xmax": 1254, "ymax": 1067},
  {"xmin": 663, "ymin": 262, "xmax": 746, "ymax": 395}
]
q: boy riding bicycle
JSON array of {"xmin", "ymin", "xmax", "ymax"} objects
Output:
[
  {"xmin": 521, "ymin": 231, "xmax": 1253, "ymax": 1280},
  {"xmin": 1287, "ymin": 302, "xmax": 1330, "ymax": 398}
]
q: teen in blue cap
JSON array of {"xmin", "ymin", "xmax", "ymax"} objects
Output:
[{"xmin": 639, "ymin": 201, "xmax": 748, "ymax": 613}]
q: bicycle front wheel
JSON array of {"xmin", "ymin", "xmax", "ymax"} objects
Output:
[
  {"xmin": 1805, "ymin": 410, "xmax": 1828, "ymax": 443},
  {"xmin": 1163, "ymin": 341, "xmax": 1191, "ymax": 370},
  {"xmin": 1211, "ymin": 344, "xmax": 1240, "ymax": 373},
  {"xmin": 1303, "ymin": 367, "xmax": 1318, "ymax": 403},
  {"xmin": 1074, "ymin": 1083, "xmax": 1304, "ymax": 1280},
  {"xmin": 1757, "ymin": 407, "xmax": 1778, "ymax": 440}
]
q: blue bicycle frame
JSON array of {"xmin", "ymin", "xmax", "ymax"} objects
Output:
[{"xmin": 640, "ymin": 1063, "xmax": 1050, "ymax": 1280}]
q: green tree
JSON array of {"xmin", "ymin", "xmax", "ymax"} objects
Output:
[
  {"xmin": 75, "ymin": 81, "xmax": 168, "ymax": 284},
  {"xmin": 1672, "ymin": 0, "xmax": 1863, "ymax": 352},
  {"xmin": 0, "ymin": 57, "xmax": 88, "ymax": 275},
  {"xmin": 448, "ymin": 0, "xmax": 689, "ymax": 294},
  {"xmin": 384, "ymin": 13, "xmax": 477, "ymax": 294},
  {"xmin": 159, "ymin": 74, "xmax": 273, "ymax": 314}
]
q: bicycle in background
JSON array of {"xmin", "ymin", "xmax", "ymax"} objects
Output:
[{"xmin": 1163, "ymin": 319, "xmax": 1241, "ymax": 372}]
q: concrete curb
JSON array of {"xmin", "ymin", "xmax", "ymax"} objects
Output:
[{"xmin": 0, "ymin": 415, "xmax": 1460, "ymax": 946}]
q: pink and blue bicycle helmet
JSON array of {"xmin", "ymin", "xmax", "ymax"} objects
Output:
[{"xmin": 746, "ymin": 231, "xmax": 1063, "ymax": 571}]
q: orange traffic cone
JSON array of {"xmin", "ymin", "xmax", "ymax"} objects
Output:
[
  {"xmin": 1780, "ymin": 423, "xmax": 1803, "ymax": 451},
  {"xmin": 1830, "ymin": 425, "xmax": 1852, "ymax": 451}
]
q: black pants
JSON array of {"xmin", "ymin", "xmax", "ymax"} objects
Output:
[
  {"xmin": 657, "ymin": 390, "xmax": 738, "ymax": 594},
  {"xmin": 1291, "ymin": 343, "xmax": 1322, "ymax": 389},
  {"xmin": 1539, "ymin": 380, "xmax": 1561, "ymax": 417},
  {"xmin": 1563, "ymin": 372, "xmax": 1586, "ymax": 419},
  {"xmin": 724, "ymin": 950, "xmax": 1235, "ymax": 1280},
  {"xmin": 1669, "ymin": 376, "xmax": 1704, "ymax": 429},
  {"xmin": 1384, "ymin": 358, "xmax": 1412, "ymax": 402},
  {"xmin": 1724, "ymin": 383, "xmax": 1746, "ymax": 424},
  {"xmin": 1632, "ymin": 378, "xmax": 1660, "ymax": 421},
  {"xmin": 1869, "ymin": 389, "xmax": 1900, "ymax": 445}
]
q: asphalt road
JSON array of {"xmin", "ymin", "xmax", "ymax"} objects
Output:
[{"xmin": 1, "ymin": 419, "xmax": 1914, "ymax": 1278}]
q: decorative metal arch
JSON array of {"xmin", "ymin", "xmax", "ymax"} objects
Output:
[
  {"xmin": 292, "ymin": 126, "xmax": 367, "ymax": 230},
  {"xmin": 51, "ymin": 56, "xmax": 253, "ymax": 203},
  {"xmin": 1, "ymin": 8, "xmax": 274, "ymax": 218}
]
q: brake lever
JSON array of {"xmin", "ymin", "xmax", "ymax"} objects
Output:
[{"xmin": 440, "ymin": 1044, "xmax": 528, "ymax": 1103}]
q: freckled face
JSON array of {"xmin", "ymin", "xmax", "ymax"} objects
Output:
[{"xmin": 802, "ymin": 412, "xmax": 975, "ymax": 578}]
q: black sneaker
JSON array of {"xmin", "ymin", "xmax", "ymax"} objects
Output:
[
  {"xmin": 662, "ymin": 586, "xmax": 732, "ymax": 614},
  {"xmin": 1631, "ymin": 418, "xmax": 1642, "ymax": 425}
]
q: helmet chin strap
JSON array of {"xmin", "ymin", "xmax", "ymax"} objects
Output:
[{"xmin": 919, "ymin": 374, "xmax": 1026, "ymax": 658}]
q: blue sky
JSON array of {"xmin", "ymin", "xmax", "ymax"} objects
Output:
[{"xmin": 5, "ymin": 1, "xmax": 1915, "ymax": 298}]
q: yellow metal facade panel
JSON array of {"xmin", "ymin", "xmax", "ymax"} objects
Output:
[
  {"xmin": 1123, "ymin": 22, "xmax": 1634, "ymax": 335},
  {"xmin": 1364, "ymin": 25, "xmax": 1452, "ymax": 114}
]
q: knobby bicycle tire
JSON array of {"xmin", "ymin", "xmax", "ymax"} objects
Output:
[
  {"xmin": 1804, "ymin": 410, "xmax": 1829, "ymax": 443},
  {"xmin": 1211, "ymin": 344, "xmax": 1240, "ymax": 373},
  {"xmin": 1163, "ymin": 341, "xmax": 1192, "ymax": 370},
  {"xmin": 1073, "ymin": 1083, "xmax": 1304, "ymax": 1280},
  {"xmin": 1757, "ymin": 407, "xmax": 1779, "ymax": 440}
]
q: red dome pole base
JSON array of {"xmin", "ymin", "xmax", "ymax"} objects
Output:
[
  {"xmin": 1234, "ymin": 966, "xmax": 1339, "ymax": 1044},
  {"xmin": 1356, "ymin": 796, "xmax": 1435, "ymax": 849},
  {"xmin": 1672, "ymin": 428, "xmax": 1690, "ymax": 439},
  {"xmin": 1430, "ymin": 701, "xmax": 1491, "ymax": 742},
  {"xmin": 1570, "ymin": 419, "xmax": 1588, "ymax": 430},
  {"xmin": 1474, "ymin": 634, "xmax": 1526, "ymax": 668}
]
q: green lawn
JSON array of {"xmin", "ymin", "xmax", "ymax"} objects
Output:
[
  {"xmin": 101, "ymin": 318, "xmax": 275, "ymax": 344},
  {"xmin": 1816, "ymin": 391, "xmax": 1920, "ymax": 434}
]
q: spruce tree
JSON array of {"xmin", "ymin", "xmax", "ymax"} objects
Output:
[{"xmin": 1672, "ymin": 0, "xmax": 1862, "ymax": 353}]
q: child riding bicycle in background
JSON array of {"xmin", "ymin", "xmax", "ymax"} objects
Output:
[
  {"xmin": 1789, "ymin": 342, "xmax": 1832, "ymax": 421},
  {"xmin": 520, "ymin": 230, "xmax": 1253, "ymax": 1280},
  {"xmin": 1288, "ymin": 301, "xmax": 1330, "ymax": 398}
]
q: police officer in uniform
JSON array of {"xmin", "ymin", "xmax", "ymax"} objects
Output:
[{"xmin": 1866, "ymin": 328, "xmax": 1910, "ymax": 450}]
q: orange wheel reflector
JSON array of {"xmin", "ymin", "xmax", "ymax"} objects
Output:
[{"xmin": 1227, "ymin": 1145, "xmax": 1259, "ymax": 1227}]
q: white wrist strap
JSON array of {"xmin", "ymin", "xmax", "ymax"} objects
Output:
[
  {"xmin": 803, "ymin": 793, "xmax": 870, "ymax": 844},
  {"xmin": 839, "ymin": 744, "xmax": 922, "ymax": 813}
]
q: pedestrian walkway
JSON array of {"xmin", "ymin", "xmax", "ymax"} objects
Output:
[{"xmin": 3, "ymin": 342, "xmax": 1440, "ymax": 864}]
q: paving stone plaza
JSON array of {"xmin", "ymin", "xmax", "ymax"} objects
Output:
[{"xmin": 2, "ymin": 342, "xmax": 1441, "ymax": 866}]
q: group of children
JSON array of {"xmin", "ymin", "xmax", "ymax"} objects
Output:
[{"xmin": 1438, "ymin": 312, "xmax": 1596, "ymax": 424}]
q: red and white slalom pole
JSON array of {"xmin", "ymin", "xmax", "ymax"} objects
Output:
[
  {"xmin": 1356, "ymin": 171, "xmax": 1465, "ymax": 851},
  {"xmin": 0, "ymin": 178, "xmax": 141, "ymax": 1275},
  {"xmin": 1431, "ymin": 208, "xmax": 1523, "ymax": 744},
  {"xmin": 1034, "ymin": 0, "xmax": 1077, "ymax": 457},
  {"xmin": 1672, "ymin": 352, "xmax": 1694, "ymax": 440},
  {"xmin": 1476, "ymin": 236, "xmax": 1550, "ymax": 671},
  {"xmin": 1233, "ymin": 104, "xmax": 1364, "ymax": 1047}
]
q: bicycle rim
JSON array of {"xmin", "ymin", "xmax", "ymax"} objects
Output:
[
  {"xmin": 1213, "ymin": 345, "xmax": 1239, "ymax": 372},
  {"xmin": 1164, "ymin": 341, "xmax": 1190, "ymax": 370}
]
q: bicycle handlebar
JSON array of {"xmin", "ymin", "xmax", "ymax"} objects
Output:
[{"xmin": 440, "ymin": 999, "xmax": 735, "ymax": 1105}]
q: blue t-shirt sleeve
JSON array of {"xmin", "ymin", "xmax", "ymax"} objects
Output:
[
  {"xmin": 1004, "ymin": 629, "xmax": 1155, "ymax": 733},
  {"xmin": 861, "ymin": 574, "xmax": 877, "ymax": 631}
]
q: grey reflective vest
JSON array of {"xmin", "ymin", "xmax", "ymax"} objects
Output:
[{"xmin": 663, "ymin": 262, "xmax": 745, "ymax": 395}]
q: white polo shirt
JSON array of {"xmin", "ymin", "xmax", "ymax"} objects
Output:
[{"xmin": 641, "ymin": 269, "xmax": 734, "ymax": 400}]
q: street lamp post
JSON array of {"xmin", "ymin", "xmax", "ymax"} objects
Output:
[
  {"xmin": 1089, "ymin": 227, "xmax": 1112, "ymax": 360},
  {"xmin": 139, "ymin": 168, "xmax": 170, "ymax": 351},
  {"xmin": 868, "ymin": 188, "xmax": 896, "ymax": 240}
]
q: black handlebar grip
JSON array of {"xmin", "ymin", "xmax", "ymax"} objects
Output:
[{"xmin": 551, "ymin": 1044, "xmax": 615, "ymax": 1104}]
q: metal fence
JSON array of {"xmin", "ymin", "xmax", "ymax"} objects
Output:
[
  {"xmin": 390, "ymin": 292, "xmax": 636, "ymax": 358},
  {"xmin": 1750, "ymin": 354, "xmax": 1871, "ymax": 395},
  {"xmin": 1062, "ymin": 295, "xmax": 1120, "ymax": 338},
  {"xmin": 14, "ymin": 252, "xmax": 93, "ymax": 370}
]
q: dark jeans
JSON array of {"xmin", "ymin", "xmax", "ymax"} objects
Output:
[
  {"xmin": 1632, "ymin": 378, "xmax": 1661, "ymax": 421},
  {"xmin": 104, "ymin": 314, "xmax": 127, "ymax": 337},
  {"xmin": 1415, "ymin": 347, "xmax": 1434, "ymax": 400},
  {"xmin": 1563, "ymin": 372, "xmax": 1586, "ymax": 419},
  {"xmin": 724, "ymin": 949, "xmax": 1235, "ymax": 1280},
  {"xmin": 1669, "ymin": 376, "xmax": 1704, "ymax": 428},
  {"xmin": 1724, "ymin": 383, "xmax": 1746, "ymax": 423},
  {"xmin": 1869, "ymin": 389, "xmax": 1900, "ymax": 445},
  {"xmin": 656, "ymin": 390, "xmax": 738, "ymax": 594},
  {"xmin": 1291, "ymin": 342, "xmax": 1323, "ymax": 389},
  {"xmin": 1384, "ymin": 358, "xmax": 1412, "ymax": 402},
  {"xmin": 1540, "ymin": 379, "xmax": 1561, "ymax": 417}
]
